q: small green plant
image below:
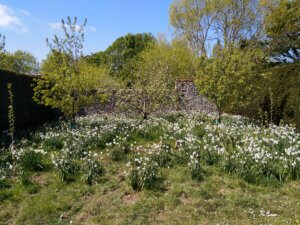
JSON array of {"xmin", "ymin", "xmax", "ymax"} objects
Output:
[
  {"xmin": 110, "ymin": 143, "xmax": 130, "ymax": 161},
  {"xmin": 188, "ymin": 151, "xmax": 205, "ymax": 181},
  {"xmin": 150, "ymin": 142, "xmax": 173, "ymax": 167},
  {"xmin": 19, "ymin": 169, "xmax": 32, "ymax": 186},
  {"xmin": 128, "ymin": 156, "xmax": 160, "ymax": 191},
  {"xmin": 0, "ymin": 168, "xmax": 8, "ymax": 188},
  {"xmin": 43, "ymin": 138, "xmax": 64, "ymax": 151},
  {"xmin": 81, "ymin": 152, "xmax": 104, "ymax": 185},
  {"xmin": 7, "ymin": 83, "xmax": 15, "ymax": 146},
  {"xmin": 18, "ymin": 149, "xmax": 44, "ymax": 172},
  {"xmin": 52, "ymin": 153, "xmax": 78, "ymax": 182}
]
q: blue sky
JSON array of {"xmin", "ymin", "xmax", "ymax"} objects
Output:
[{"xmin": 0, "ymin": 0, "xmax": 174, "ymax": 61}]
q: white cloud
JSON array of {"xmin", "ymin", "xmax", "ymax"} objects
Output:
[
  {"xmin": 21, "ymin": 10, "xmax": 30, "ymax": 16},
  {"xmin": 0, "ymin": 4, "xmax": 28, "ymax": 32},
  {"xmin": 88, "ymin": 26, "xmax": 97, "ymax": 32},
  {"xmin": 49, "ymin": 22, "xmax": 62, "ymax": 30}
]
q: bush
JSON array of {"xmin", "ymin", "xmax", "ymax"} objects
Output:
[{"xmin": 241, "ymin": 63, "xmax": 300, "ymax": 129}]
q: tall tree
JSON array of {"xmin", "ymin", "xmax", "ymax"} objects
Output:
[
  {"xmin": 0, "ymin": 34, "xmax": 5, "ymax": 53},
  {"xmin": 87, "ymin": 33, "xmax": 156, "ymax": 84},
  {"xmin": 213, "ymin": 0, "xmax": 263, "ymax": 47},
  {"xmin": 0, "ymin": 50, "xmax": 39, "ymax": 75},
  {"xmin": 34, "ymin": 17, "xmax": 112, "ymax": 123},
  {"xmin": 195, "ymin": 45, "xmax": 265, "ymax": 122},
  {"xmin": 170, "ymin": 0, "xmax": 263, "ymax": 55},
  {"xmin": 170, "ymin": 0, "xmax": 217, "ymax": 56},
  {"xmin": 117, "ymin": 39, "xmax": 196, "ymax": 119},
  {"xmin": 261, "ymin": 0, "xmax": 300, "ymax": 63}
]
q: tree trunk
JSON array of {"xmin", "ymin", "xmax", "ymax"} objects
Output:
[
  {"xmin": 143, "ymin": 113, "xmax": 148, "ymax": 120},
  {"xmin": 218, "ymin": 110, "xmax": 222, "ymax": 124}
]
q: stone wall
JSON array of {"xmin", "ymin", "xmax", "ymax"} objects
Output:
[
  {"xmin": 175, "ymin": 78, "xmax": 217, "ymax": 113},
  {"xmin": 85, "ymin": 78, "xmax": 217, "ymax": 115}
]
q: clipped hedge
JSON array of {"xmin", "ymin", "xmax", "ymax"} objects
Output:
[
  {"xmin": 0, "ymin": 69, "xmax": 56, "ymax": 134},
  {"xmin": 241, "ymin": 63, "xmax": 300, "ymax": 129}
]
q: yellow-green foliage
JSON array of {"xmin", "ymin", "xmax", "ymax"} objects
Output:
[
  {"xmin": 34, "ymin": 55, "xmax": 112, "ymax": 120},
  {"xmin": 195, "ymin": 46, "xmax": 265, "ymax": 116},
  {"xmin": 138, "ymin": 39, "xmax": 197, "ymax": 82},
  {"xmin": 117, "ymin": 40, "xmax": 195, "ymax": 119},
  {"xmin": 33, "ymin": 17, "xmax": 114, "ymax": 120},
  {"xmin": 261, "ymin": 0, "xmax": 300, "ymax": 62}
]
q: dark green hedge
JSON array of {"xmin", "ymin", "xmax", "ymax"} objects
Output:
[
  {"xmin": 0, "ymin": 69, "xmax": 56, "ymax": 134},
  {"xmin": 241, "ymin": 63, "xmax": 300, "ymax": 129}
]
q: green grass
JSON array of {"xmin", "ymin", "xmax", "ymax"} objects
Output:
[
  {"xmin": 1, "ymin": 157, "xmax": 299, "ymax": 225},
  {"xmin": 1, "ymin": 113, "xmax": 299, "ymax": 225}
]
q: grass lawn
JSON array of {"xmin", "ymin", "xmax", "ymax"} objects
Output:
[{"xmin": 1, "ymin": 113, "xmax": 299, "ymax": 225}]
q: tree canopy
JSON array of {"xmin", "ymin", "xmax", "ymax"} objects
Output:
[
  {"xmin": 262, "ymin": 0, "xmax": 300, "ymax": 63},
  {"xmin": 170, "ymin": 0, "xmax": 263, "ymax": 56},
  {"xmin": 87, "ymin": 33, "xmax": 156, "ymax": 84},
  {"xmin": 34, "ymin": 17, "xmax": 113, "ymax": 121},
  {"xmin": 0, "ymin": 50, "xmax": 39, "ymax": 75}
]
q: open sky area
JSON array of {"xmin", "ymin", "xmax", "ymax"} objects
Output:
[{"xmin": 0, "ymin": 0, "xmax": 173, "ymax": 61}]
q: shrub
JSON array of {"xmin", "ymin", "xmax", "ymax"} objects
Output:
[{"xmin": 97, "ymin": 132, "xmax": 115, "ymax": 149}]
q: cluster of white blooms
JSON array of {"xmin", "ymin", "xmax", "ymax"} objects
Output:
[
  {"xmin": 260, "ymin": 209, "xmax": 278, "ymax": 217},
  {"xmin": 1, "ymin": 111, "xmax": 299, "ymax": 184}
]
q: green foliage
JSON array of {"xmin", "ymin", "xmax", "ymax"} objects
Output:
[
  {"xmin": 150, "ymin": 142, "xmax": 173, "ymax": 168},
  {"xmin": 128, "ymin": 156, "xmax": 160, "ymax": 191},
  {"xmin": 117, "ymin": 69, "xmax": 175, "ymax": 119},
  {"xmin": 87, "ymin": 33, "xmax": 156, "ymax": 84},
  {"xmin": 195, "ymin": 46, "xmax": 265, "ymax": 119},
  {"xmin": 258, "ymin": 63, "xmax": 300, "ymax": 127},
  {"xmin": 189, "ymin": 160, "xmax": 205, "ymax": 181},
  {"xmin": 33, "ymin": 17, "xmax": 113, "ymax": 121},
  {"xmin": 52, "ymin": 153, "xmax": 79, "ymax": 182},
  {"xmin": 117, "ymin": 40, "xmax": 196, "ymax": 119},
  {"xmin": 110, "ymin": 142, "xmax": 130, "ymax": 161},
  {"xmin": 18, "ymin": 150, "xmax": 44, "ymax": 172},
  {"xmin": 170, "ymin": 0, "xmax": 217, "ymax": 55},
  {"xmin": 170, "ymin": 0, "xmax": 263, "ymax": 55},
  {"xmin": 139, "ymin": 39, "xmax": 197, "ymax": 80},
  {"xmin": 81, "ymin": 153, "xmax": 103, "ymax": 185},
  {"xmin": 0, "ymin": 50, "xmax": 39, "ymax": 75},
  {"xmin": 261, "ymin": 0, "xmax": 300, "ymax": 63}
]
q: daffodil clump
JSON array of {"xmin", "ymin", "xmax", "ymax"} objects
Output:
[{"xmin": 0, "ymin": 112, "xmax": 299, "ymax": 190}]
